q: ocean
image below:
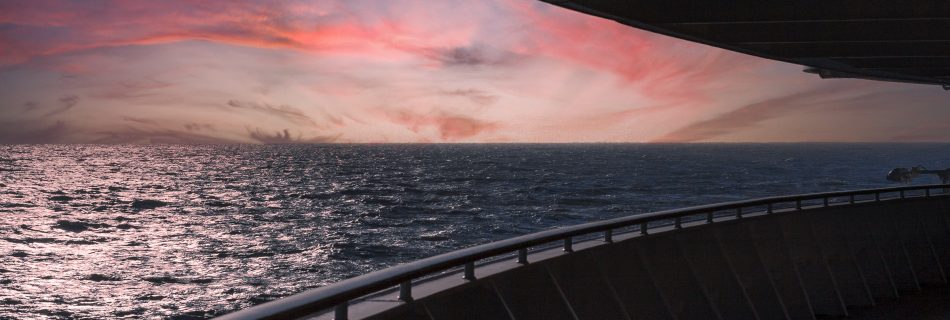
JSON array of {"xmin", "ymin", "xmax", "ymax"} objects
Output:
[{"xmin": 2, "ymin": 143, "xmax": 949, "ymax": 319}]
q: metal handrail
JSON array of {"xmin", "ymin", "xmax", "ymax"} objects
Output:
[{"xmin": 217, "ymin": 184, "xmax": 950, "ymax": 320}]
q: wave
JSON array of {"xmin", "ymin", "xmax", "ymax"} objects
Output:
[
  {"xmin": 54, "ymin": 220, "xmax": 110, "ymax": 232},
  {"xmin": 143, "ymin": 276, "xmax": 215, "ymax": 285},
  {"xmin": 84, "ymin": 274, "xmax": 122, "ymax": 282},
  {"xmin": 130, "ymin": 199, "xmax": 168, "ymax": 209},
  {"xmin": 555, "ymin": 196, "xmax": 614, "ymax": 206}
]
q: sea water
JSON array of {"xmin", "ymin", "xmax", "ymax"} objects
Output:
[{"xmin": 2, "ymin": 143, "xmax": 949, "ymax": 319}]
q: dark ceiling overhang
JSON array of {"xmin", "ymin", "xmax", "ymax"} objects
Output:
[{"xmin": 540, "ymin": 0, "xmax": 950, "ymax": 90}]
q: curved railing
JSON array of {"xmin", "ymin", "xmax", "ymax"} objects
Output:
[{"xmin": 217, "ymin": 184, "xmax": 950, "ymax": 320}]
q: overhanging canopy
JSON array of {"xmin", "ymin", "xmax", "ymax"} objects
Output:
[{"xmin": 541, "ymin": 0, "xmax": 950, "ymax": 90}]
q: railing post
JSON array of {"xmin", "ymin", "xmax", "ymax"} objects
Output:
[
  {"xmin": 463, "ymin": 262, "xmax": 476, "ymax": 281},
  {"xmin": 823, "ymin": 197, "xmax": 829, "ymax": 207},
  {"xmin": 706, "ymin": 211, "xmax": 714, "ymax": 223},
  {"xmin": 604, "ymin": 229, "xmax": 613, "ymax": 243},
  {"xmin": 563, "ymin": 237, "xmax": 574, "ymax": 253},
  {"xmin": 900, "ymin": 190, "xmax": 905, "ymax": 199},
  {"xmin": 640, "ymin": 222, "xmax": 648, "ymax": 235},
  {"xmin": 849, "ymin": 195, "xmax": 855, "ymax": 204},
  {"xmin": 767, "ymin": 203, "xmax": 773, "ymax": 213},
  {"xmin": 926, "ymin": 188, "xmax": 931, "ymax": 197},
  {"xmin": 674, "ymin": 216, "xmax": 682, "ymax": 228},
  {"xmin": 334, "ymin": 302, "xmax": 348, "ymax": 320},
  {"xmin": 517, "ymin": 248, "xmax": 528, "ymax": 264},
  {"xmin": 796, "ymin": 200, "xmax": 802, "ymax": 210},
  {"xmin": 736, "ymin": 207, "xmax": 743, "ymax": 219},
  {"xmin": 875, "ymin": 192, "xmax": 880, "ymax": 201},
  {"xmin": 398, "ymin": 280, "xmax": 413, "ymax": 302}
]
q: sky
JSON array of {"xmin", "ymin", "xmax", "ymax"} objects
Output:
[{"xmin": 0, "ymin": 0, "xmax": 948, "ymax": 144}]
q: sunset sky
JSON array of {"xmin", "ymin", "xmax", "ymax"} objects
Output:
[{"xmin": 1, "ymin": 0, "xmax": 948, "ymax": 144}]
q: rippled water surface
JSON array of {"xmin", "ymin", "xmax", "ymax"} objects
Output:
[{"xmin": 2, "ymin": 144, "xmax": 949, "ymax": 319}]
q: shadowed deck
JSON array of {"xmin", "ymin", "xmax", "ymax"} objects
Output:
[{"xmin": 843, "ymin": 286, "xmax": 950, "ymax": 319}]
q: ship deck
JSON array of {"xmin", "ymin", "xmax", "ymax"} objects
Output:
[{"xmin": 219, "ymin": 185, "xmax": 950, "ymax": 320}]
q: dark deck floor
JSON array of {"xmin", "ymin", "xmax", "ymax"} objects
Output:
[{"xmin": 836, "ymin": 286, "xmax": 950, "ymax": 319}]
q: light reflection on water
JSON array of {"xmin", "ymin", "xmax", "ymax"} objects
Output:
[{"xmin": 1, "ymin": 144, "xmax": 948, "ymax": 319}]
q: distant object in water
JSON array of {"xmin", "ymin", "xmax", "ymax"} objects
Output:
[{"xmin": 887, "ymin": 166, "xmax": 950, "ymax": 184}]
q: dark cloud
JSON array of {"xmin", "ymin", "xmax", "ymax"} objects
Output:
[
  {"xmin": 122, "ymin": 116, "xmax": 159, "ymax": 125},
  {"xmin": 440, "ymin": 89, "xmax": 499, "ymax": 106},
  {"xmin": 321, "ymin": 112, "xmax": 346, "ymax": 127},
  {"xmin": 439, "ymin": 47, "xmax": 487, "ymax": 66},
  {"xmin": 653, "ymin": 84, "xmax": 861, "ymax": 142},
  {"xmin": 22, "ymin": 101, "xmax": 38, "ymax": 111},
  {"xmin": 226, "ymin": 100, "xmax": 317, "ymax": 126},
  {"xmin": 417, "ymin": 45, "xmax": 523, "ymax": 67},
  {"xmin": 59, "ymin": 95, "xmax": 79, "ymax": 108},
  {"xmin": 41, "ymin": 94, "xmax": 80, "ymax": 117},
  {"xmin": 92, "ymin": 127, "xmax": 239, "ymax": 144},
  {"xmin": 92, "ymin": 78, "xmax": 173, "ymax": 101},
  {"xmin": 0, "ymin": 113, "xmax": 336, "ymax": 144},
  {"xmin": 97, "ymin": 117, "xmax": 231, "ymax": 144},
  {"xmin": 0, "ymin": 120, "xmax": 70, "ymax": 144},
  {"xmin": 119, "ymin": 79, "xmax": 171, "ymax": 91},
  {"xmin": 248, "ymin": 128, "xmax": 293, "ymax": 144},
  {"xmin": 247, "ymin": 128, "xmax": 339, "ymax": 144},
  {"xmin": 183, "ymin": 122, "xmax": 215, "ymax": 132}
]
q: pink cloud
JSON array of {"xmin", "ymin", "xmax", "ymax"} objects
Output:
[
  {"xmin": 498, "ymin": 1, "xmax": 761, "ymax": 105},
  {"xmin": 0, "ymin": 1, "xmax": 365, "ymax": 65},
  {"xmin": 386, "ymin": 110, "xmax": 498, "ymax": 141},
  {"xmin": 2, "ymin": 0, "xmax": 943, "ymax": 144}
]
